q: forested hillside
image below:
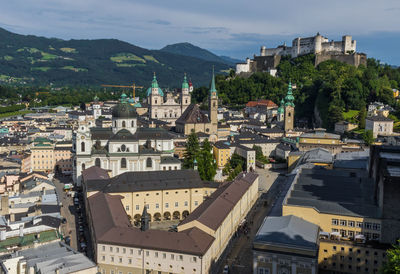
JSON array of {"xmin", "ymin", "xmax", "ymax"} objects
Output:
[
  {"xmin": 193, "ymin": 55, "xmax": 400, "ymax": 129},
  {"xmin": 0, "ymin": 27, "xmax": 230, "ymax": 87}
]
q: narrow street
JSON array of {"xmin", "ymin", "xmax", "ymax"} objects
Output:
[
  {"xmin": 52, "ymin": 175, "xmax": 78, "ymax": 250},
  {"xmin": 215, "ymin": 168, "xmax": 291, "ymax": 274}
]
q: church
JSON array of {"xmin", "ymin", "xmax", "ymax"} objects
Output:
[
  {"xmin": 73, "ymin": 94, "xmax": 181, "ymax": 185},
  {"xmin": 147, "ymin": 74, "xmax": 191, "ymax": 125}
]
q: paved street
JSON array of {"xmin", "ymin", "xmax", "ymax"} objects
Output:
[
  {"xmin": 215, "ymin": 168, "xmax": 290, "ymax": 274},
  {"xmin": 52, "ymin": 175, "xmax": 78, "ymax": 250}
]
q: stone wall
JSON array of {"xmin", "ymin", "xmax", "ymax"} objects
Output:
[
  {"xmin": 315, "ymin": 53, "xmax": 367, "ymax": 67},
  {"xmin": 253, "ymin": 55, "xmax": 281, "ymax": 72}
]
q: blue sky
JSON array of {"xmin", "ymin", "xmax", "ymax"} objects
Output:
[{"xmin": 1, "ymin": 0, "xmax": 400, "ymax": 65}]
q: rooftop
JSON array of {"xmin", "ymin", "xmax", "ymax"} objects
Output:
[
  {"xmin": 285, "ymin": 167, "xmax": 380, "ymax": 218},
  {"xmin": 254, "ymin": 215, "xmax": 319, "ymax": 251}
]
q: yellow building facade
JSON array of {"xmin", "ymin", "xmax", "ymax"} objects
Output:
[{"xmin": 212, "ymin": 142, "xmax": 231, "ymax": 168}]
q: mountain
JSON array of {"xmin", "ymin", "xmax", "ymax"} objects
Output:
[
  {"xmin": 218, "ymin": 55, "xmax": 242, "ymax": 65},
  {"xmin": 160, "ymin": 42, "xmax": 236, "ymax": 65},
  {"xmin": 0, "ymin": 28, "xmax": 231, "ymax": 88}
]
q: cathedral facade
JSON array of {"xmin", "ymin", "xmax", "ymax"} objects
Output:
[
  {"xmin": 147, "ymin": 74, "xmax": 191, "ymax": 125},
  {"xmin": 73, "ymin": 94, "xmax": 181, "ymax": 185}
]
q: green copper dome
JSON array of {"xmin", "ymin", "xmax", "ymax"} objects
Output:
[
  {"xmin": 284, "ymin": 81, "xmax": 295, "ymax": 107},
  {"xmin": 182, "ymin": 74, "xmax": 189, "ymax": 90},
  {"xmin": 112, "ymin": 94, "xmax": 137, "ymax": 118},
  {"xmin": 278, "ymin": 98, "xmax": 285, "ymax": 114},
  {"xmin": 146, "ymin": 73, "xmax": 164, "ymax": 97}
]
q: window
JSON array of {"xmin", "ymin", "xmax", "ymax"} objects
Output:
[
  {"xmin": 194, "ymin": 201, "xmax": 198, "ymax": 206},
  {"xmin": 95, "ymin": 158, "xmax": 101, "ymax": 167},
  {"xmin": 126, "ymin": 205, "xmax": 129, "ymax": 211},
  {"xmin": 171, "ymin": 254, "xmax": 175, "ymax": 260},
  {"xmin": 81, "ymin": 142, "xmax": 85, "ymax": 152},
  {"xmin": 121, "ymin": 158, "xmax": 127, "ymax": 169},
  {"xmin": 130, "ymin": 249, "xmax": 133, "ymax": 255},
  {"xmin": 146, "ymin": 251, "xmax": 149, "ymax": 256},
  {"xmin": 111, "ymin": 256, "xmax": 114, "ymax": 262},
  {"xmin": 333, "ymin": 246, "xmax": 337, "ymax": 251},
  {"xmin": 163, "ymin": 253, "xmax": 166, "ymax": 259},
  {"xmin": 178, "ymin": 255, "xmax": 183, "ymax": 261},
  {"xmin": 129, "ymin": 258, "xmax": 132, "ymax": 264},
  {"xmin": 102, "ymin": 256, "xmax": 105, "ymax": 261},
  {"xmin": 138, "ymin": 250, "xmax": 142, "ymax": 255},
  {"xmin": 122, "ymin": 121, "xmax": 126, "ymax": 128},
  {"xmin": 364, "ymin": 222, "xmax": 372, "ymax": 229},
  {"xmin": 146, "ymin": 157, "xmax": 152, "ymax": 168},
  {"xmin": 192, "ymin": 257, "xmax": 197, "ymax": 262},
  {"xmin": 155, "ymin": 252, "xmax": 158, "ymax": 258},
  {"xmin": 184, "ymin": 201, "xmax": 188, "ymax": 206},
  {"xmin": 82, "ymin": 163, "xmax": 85, "ymax": 170},
  {"xmin": 110, "ymin": 247, "xmax": 113, "ymax": 252},
  {"xmin": 156, "ymin": 203, "xmax": 159, "ymax": 209},
  {"xmin": 119, "ymin": 257, "xmax": 122, "ymax": 263},
  {"xmin": 116, "ymin": 247, "xmax": 119, "ymax": 253},
  {"xmin": 136, "ymin": 205, "xmax": 139, "ymax": 210},
  {"xmin": 123, "ymin": 248, "xmax": 126, "ymax": 254},
  {"xmin": 131, "ymin": 120, "xmax": 134, "ymax": 127},
  {"xmin": 165, "ymin": 203, "xmax": 169, "ymax": 208},
  {"xmin": 340, "ymin": 220, "xmax": 347, "ymax": 226},
  {"xmin": 102, "ymin": 245, "xmax": 105, "ymax": 251},
  {"xmin": 373, "ymin": 223, "xmax": 381, "ymax": 231},
  {"xmin": 356, "ymin": 222, "xmax": 363, "ymax": 228},
  {"xmin": 348, "ymin": 221, "xmax": 355, "ymax": 227},
  {"xmin": 373, "ymin": 233, "xmax": 380, "ymax": 240},
  {"xmin": 121, "ymin": 144, "xmax": 126, "ymax": 152},
  {"xmin": 175, "ymin": 202, "xmax": 178, "ymax": 207}
]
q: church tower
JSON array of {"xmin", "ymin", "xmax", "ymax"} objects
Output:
[
  {"xmin": 209, "ymin": 68, "xmax": 218, "ymax": 133},
  {"xmin": 148, "ymin": 73, "xmax": 163, "ymax": 119},
  {"xmin": 284, "ymin": 81, "xmax": 295, "ymax": 132},
  {"xmin": 181, "ymin": 74, "xmax": 191, "ymax": 113},
  {"xmin": 277, "ymin": 98, "xmax": 285, "ymax": 122}
]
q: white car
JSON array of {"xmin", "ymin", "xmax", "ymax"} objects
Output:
[{"xmin": 223, "ymin": 265, "xmax": 229, "ymax": 274}]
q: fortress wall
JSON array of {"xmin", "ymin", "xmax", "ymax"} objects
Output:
[
  {"xmin": 315, "ymin": 53, "xmax": 367, "ymax": 67},
  {"xmin": 321, "ymin": 42, "xmax": 343, "ymax": 53}
]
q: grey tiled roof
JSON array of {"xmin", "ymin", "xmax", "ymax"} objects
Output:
[{"xmin": 254, "ymin": 215, "xmax": 319, "ymax": 251}]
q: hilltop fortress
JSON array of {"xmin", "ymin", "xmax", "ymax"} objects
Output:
[{"xmin": 236, "ymin": 33, "xmax": 367, "ymax": 75}]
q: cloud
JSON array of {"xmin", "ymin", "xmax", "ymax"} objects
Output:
[
  {"xmin": 0, "ymin": 0, "xmax": 399, "ymax": 64},
  {"xmin": 148, "ymin": 19, "xmax": 171, "ymax": 26}
]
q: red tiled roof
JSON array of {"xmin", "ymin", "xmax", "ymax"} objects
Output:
[{"xmin": 246, "ymin": 100, "xmax": 277, "ymax": 108}]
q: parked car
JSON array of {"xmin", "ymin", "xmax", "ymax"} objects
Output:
[{"xmin": 223, "ymin": 265, "xmax": 229, "ymax": 274}]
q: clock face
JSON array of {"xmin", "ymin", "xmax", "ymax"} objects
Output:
[{"xmin": 81, "ymin": 136, "xmax": 85, "ymax": 140}]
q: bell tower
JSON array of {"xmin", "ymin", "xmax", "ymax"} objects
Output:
[
  {"xmin": 284, "ymin": 81, "xmax": 295, "ymax": 132},
  {"xmin": 181, "ymin": 73, "xmax": 191, "ymax": 112},
  {"xmin": 209, "ymin": 68, "xmax": 218, "ymax": 133}
]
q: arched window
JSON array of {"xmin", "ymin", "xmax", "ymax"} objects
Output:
[
  {"xmin": 82, "ymin": 163, "xmax": 85, "ymax": 170},
  {"xmin": 146, "ymin": 157, "xmax": 152, "ymax": 168},
  {"xmin": 288, "ymin": 112, "xmax": 291, "ymax": 117},
  {"xmin": 121, "ymin": 158, "xmax": 127, "ymax": 169},
  {"xmin": 122, "ymin": 121, "xmax": 126, "ymax": 128},
  {"xmin": 131, "ymin": 120, "xmax": 134, "ymax": 127},
  {"xmin": 81, "ymin": 142, "xmax": 85, "ymax": 152},
  {"xmin": 114, "ymin": 121, "xmax": 117, "ymax": 127},
  {"xmin": 95, "ymin": 158, "xmax": 101, "ymax": 167},
  {"xmin": 213, "ymin": 102, "xmax": 216, "ymax": 107}
]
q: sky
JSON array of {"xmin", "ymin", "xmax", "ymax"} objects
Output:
[{"xmin": 1, "ymin": 0, "xmax": 400, "ymax": 65}]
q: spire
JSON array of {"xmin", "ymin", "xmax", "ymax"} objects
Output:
[
  {"xmin": 120, "ymin": 93, "xmax": 128, "ymax": 103},
  {"xmin": 182, "ymin": 73, "xmax": 189, "ymax": 90},
  {"xmin": 151, "ymin": 72, "xmax": 159, "ymax": 89},
  {"xmin": 210, "ymin": 67, "xmax": 217, "ymax": 95},
  {"xmin": 284, "ymin": 80, "xmax": 295, "ymax": 107},
  {"xmin": 94, "ymin": 94, "xmax": 99, "ymax": 103},
  {"xmin": 140, "ymin": 204, "xmax": 150, "ymax": 231}
]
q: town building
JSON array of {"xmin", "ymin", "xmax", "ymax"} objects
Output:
[
  {"xmin": 365, "ymin": 116, "xmax": 393, "ymax": 138},
  {"xmin": 0, "ymin": 241, "xmax": 97, "ymax": 274},
  {"xmin": 83, "ymin": 168, "xmax": 219, "ymax": 224},
  {"xmin": 74, "ymin": 94, "xmax": 180, "ymax": 185},
  {"xmin": 86, "ymin": 172, "xmax": 259, "ymax": 274},
  {"xmin": 147, "ymin": 74, "xmax": 191, "ymax": 125},
  {"xmin": 253, "ymin": 215, "xmax": 320, "ymax": 274},
  {"xmin": 334, "ymin": 121, "xmax": 358, "ymax": 134}
]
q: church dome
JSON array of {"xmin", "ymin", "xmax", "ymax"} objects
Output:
[{"xmin": 112, "ymin": 94, "xmax": 138, "ymax": 118}]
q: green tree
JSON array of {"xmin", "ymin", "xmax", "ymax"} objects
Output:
[
  {"xmin": 222, "ymin": 161, "xmax": 232, "ymax": 176},
  {"xmin": 229, "ymin": 154, "xmax": 246, "ymax": 170},
  {"xmin": 183, "ymin": 131, "xmax": 200, "ymax": 169},
  {"xmin": 197, "ymin": 139, "xmax": 217, "ymax": 181},
  {"xmin": 382, "ymin": 241, "xmax": 400, "ymax": 273},
  {"xmin": 253, "ymin": 145, "xmax": 269, "ymax": 164},
  {"xmin": 358, "ymin": 105, "xmax": 367, "ymax": 129},
  {"xmin": 227, "ymin": 165, "xmax": 242, "ymax": 181},
  {"xmin": 363, "ymin": 129, "xmax": 375, "ymax": 146}
]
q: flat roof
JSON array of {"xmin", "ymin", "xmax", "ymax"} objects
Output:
[{"xmin": 285, "ymin": 167, "xmax": 381, "ymax": 218}]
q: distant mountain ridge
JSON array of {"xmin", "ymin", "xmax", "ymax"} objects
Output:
[
  {"xmin": 160, "ymin": 42, "xmax": 238, "ymax": 65},
  {"xmin": 0, "ymin": 27, "xmax": 234, "ymax": 88}
]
